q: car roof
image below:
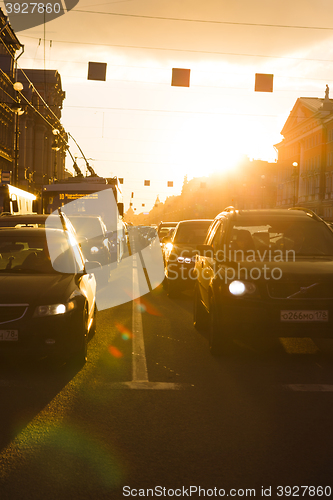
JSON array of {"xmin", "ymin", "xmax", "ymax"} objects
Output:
[
  {"xmin": 215, "ymin": 208, "xmax": 322, "ymax": 221},
  {"xmin": 176, "ymin": 219, "xmax": 213, "ymax": 224},
  {"xmin": 0, "ymin": 214, "xmax": 47, "ymax": 226},
  {"xmin": 0, "ymin": 226, "xmax": 61, "ymax": 236},
  {"xmin": 67, "ymin": 215, "xmax": 102, "ymax": 219}
]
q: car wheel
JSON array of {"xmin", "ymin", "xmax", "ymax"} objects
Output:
[
  {"xmin": 193, "ymin": 284, "xmax": 208, "ymax": 331},
  {"xmin": 209, "ymin": 300, "xmax": 233, "ymax": 356}
]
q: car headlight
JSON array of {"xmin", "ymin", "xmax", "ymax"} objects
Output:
[
  {"xmin": 90, "ymin": 246, "xmax": 99, "ymax": 254},
  {"xmin": 33, "ymin": 300, "xmax": 76, "ymax": 317},
  {"xmin": 165, "ymin": 242, "xmax": 173, "ymax": 251},
  {"xmin": 229, "ymin": 280, "xmax": 257, "ymax": 296},
  {"xmin": 177, "ymin": 256, "xmax": 192, "ymax": 264}
]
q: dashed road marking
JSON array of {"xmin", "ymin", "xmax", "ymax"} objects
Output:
[{"xmin": 115, "ymin": 257, "xmax": 185, "ymax": 390}]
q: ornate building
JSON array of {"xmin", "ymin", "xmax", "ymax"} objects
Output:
[
  {"xmin": 0, "ymin": 8, "xmax": 21, "ymax": 176},
  {"xmin": 275, "ymin": 86, "xmax": 333, "ymax": 220},
  {"xmin": 0, "ymin": 8, "xmax": 67, "ymax": 211},
  {"xmin": 16, "ymin": 69, "xmax": 67, "ymax": 196}
]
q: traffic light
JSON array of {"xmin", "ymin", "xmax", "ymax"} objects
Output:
[
  {"xmin": 255, "ymin": 73, "xmax": 273, "ymax": 92},
  {"xmin": 88, "ymin": 62, "xmax": 107, "ymax": 81},
  {"xmin": 172, "ymin": 68, "xmax": 191, "ymax": 87}
]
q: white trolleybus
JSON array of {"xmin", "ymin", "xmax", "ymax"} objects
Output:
[
  {"xmin": 0, "ymin": 184, "xmax": 37, "ymax": 215},
  {"xmin": 42, "ymin": 175, "xmax": 125, "ymax": 262}
]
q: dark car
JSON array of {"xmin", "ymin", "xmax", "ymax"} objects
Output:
[
  {"xmin": 163, "ymin": 219, "xmax": 213, "ymax": 296},
  {"xmin": 193, "ymin": 207, "xmax": 333, "ymax": 355},
  {"xmin": 0, "ymin": 213, "xmax": 49, "ymax": 227},
  {"xmin": 66, "ymin": 215, "xmax": 113, "ymax": 266},
  {"xmin": 0, "ymin": 211, "xmax": 77, "ymax": 234},
  {"xmin": 0, "ymin": 227, "xmax": 96, "ymax": 365}
]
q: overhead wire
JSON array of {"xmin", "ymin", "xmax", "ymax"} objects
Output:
[
  {"xmin": 62, "ymin": 8, "xmax": 333, "ymax": 32},
  {"xmin": 18, "ymin": 33, "xmax": 333, "ymax": 63},
  {"xmin": 0, "ymin": 20, "xmax": 92, "ymax": 165}
]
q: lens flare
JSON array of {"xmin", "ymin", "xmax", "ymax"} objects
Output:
[
  {"xmin": 134, "ymin": 298, "xmax": 162, "ymax": 316},
  {"xmin": 115, "ymin": 323, "xmax": 133, "ymax": 340},
  {"xmin": 136, "ymin": 303, "xmax": 146, "ymax": 313},
  {"xmin": 108, "ymin": 346, "xmax": 123, "ymax": 358}
]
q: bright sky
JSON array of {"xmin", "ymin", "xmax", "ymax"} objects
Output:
[{"xmin": 3, "ymin": 0, "xmax": 333, "ymax": 212}]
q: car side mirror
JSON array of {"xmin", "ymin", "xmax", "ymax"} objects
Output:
[
  {"xmin": 85, "ymin": 261, "xmax": 102, "ymax": 273},
  {"xmin": 197, "ymin": 244, "xmax": 214, "ymax": 258}
]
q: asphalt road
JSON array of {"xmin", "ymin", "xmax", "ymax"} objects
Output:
[{"xmin": 1, "ymin": 281, "xmax": 333, "ymax": 499}]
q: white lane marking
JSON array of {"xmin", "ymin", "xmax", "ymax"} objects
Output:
[
  {"xmin": 120, "ymin": 255, "xmax": 183, "ymax": 390},
  {"xmin": 279, "ymin": 337, "xmax": 319, "ymax": 354},
  {"xmin": 285, "ymin": 384, "xmax": 333, "ymax": 392},
  {"xmin": 107, "ymin": 381, "xmax": 187, "ymax": 390},
  {"xmin": 132, "ymin": 257, "xmax": 148, "ymax": 383}
]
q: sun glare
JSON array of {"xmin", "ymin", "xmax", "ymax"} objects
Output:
[{"xmin": 169, "ymin": 114, "xmax": 254, "ymax": 179}]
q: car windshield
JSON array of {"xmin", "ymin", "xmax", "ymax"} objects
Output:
[
  {"xmin": 227, "ymin": 216, "xmax": 333, "ymax": 259},
  {"xmin": 158, "ymin": 226, "xmax": 176, "ymax": 238},
  {"xmin": 68, "ymin": 217, "xmax": 105, "ymax": 239},
  {"xmin": 173, "ymin": 221, "xmax": 212, "ymax": 244},
  {"xmin": 0, "ymin": 232, "xmax": 76, "ymax": 274}
]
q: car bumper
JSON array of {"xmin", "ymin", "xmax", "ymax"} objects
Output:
[
  {"xmin": 0, "ymin": 309, "xmax": 84, "ymax": 357},
  {"xmin": 215, "ymin": 296, "xmax": 333, "ymax": 338}
]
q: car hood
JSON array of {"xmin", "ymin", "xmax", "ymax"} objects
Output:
[
  {"xmin": 0, "ymin": 274, "xmax": 74, "ymax": 304},
  {"xmin": 172, "ymin": 243, "xmax": 200, "ymax": 254}
]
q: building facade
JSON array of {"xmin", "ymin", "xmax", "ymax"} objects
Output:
[
  {"xmin": 0, "ymin": 8, "xmax": 21, "ymax": 177},
  {"xmin": 0, "ymin": 8, "xmax": 67, "ymax": 211},
  {"xmin": 16, "ymin": 69, "xmax": 67, "ymax": 197},
  {"xmin": 275, "ymin": 86, "xmax": 333, "ymax": 220}
]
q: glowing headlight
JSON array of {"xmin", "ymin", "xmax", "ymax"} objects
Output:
[
  {"xmin": 184, "ymin": 257, "xmax": 191, "ymax": 264},
  {"xmin": 34, "ymin": 300, "xmax": 76, "ymax": 317},
  {"xmin": 90, "ymin": 246, "xmax": 99, "ymax": 254},
  {"xmin": 229, "ymin": 280, "xmax": 256, "ymax": 296},
  {"xmin": 177, "ymin": 256, "xmax": 184, "ymax": 263},
  {"xmin": 165, "ymin": 242, "xmax": 173, "ymax": 251}
]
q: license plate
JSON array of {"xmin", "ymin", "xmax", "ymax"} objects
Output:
[
  {"xmin": 0, "ymin": 330, "xmax": 18, "ymax": 341},
  {"xmin": 280, "ymin": 310, "xmax": 328, "ymax": 322}
]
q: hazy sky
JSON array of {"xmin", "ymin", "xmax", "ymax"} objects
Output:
[{"xmin": 3, "ymin": 0, "xmax": 333, "ymax": 211}]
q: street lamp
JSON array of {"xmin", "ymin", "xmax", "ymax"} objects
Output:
[
  {"xmin": 261, "ymin": 175, "xmax": 265, "ymax": 208},
  {"xmin": 51, "ymin": 129, "xmax": 61, "ymax": 181},
  {"xmin": 292, "ymin": 162, "xmax": 298, "ymax": 207},
  {"xmin": 12, "ymin": 81, "xmax": 25, "ymax": 186}
]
